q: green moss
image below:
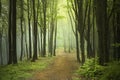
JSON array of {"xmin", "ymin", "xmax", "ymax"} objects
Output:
[{"xmin": 0, "ymin": 57, "xmax": 54, "ymax": 80}]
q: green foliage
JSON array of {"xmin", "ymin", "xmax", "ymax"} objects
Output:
[
  {"xmin": 76, "ymin": 58, "xmax": 105, "ymax": 80},
  {"xmin": 0, "ymin": 57, "xmax": 53, "ymax": 80},
  {"xmin": 111, "ymin": 43, "xmax": 120, "ymax": 47},
  {"xmin": 100, "ymin": 62, "xmax": 120, "ymax": 80},
  {"xmin": 75, "ymin": 58, "xmax": 120, "ymax": 80}
]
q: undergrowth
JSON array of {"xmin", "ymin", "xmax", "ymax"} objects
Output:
[
  {"xmin": 75, "ymin": 58, "xmax": 120, "ymax": 80},
  {"xmin": 0, "ymin": 57, "xmax": 54, "ymax": 80},
  {"xmin": 100, "ymin": 61, "xmax": 120, "ymax": 80}
]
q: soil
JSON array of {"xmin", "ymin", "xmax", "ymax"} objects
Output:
[{"xmin": 29, "ymin": 50, "xmax": 79, "ymax": 80}]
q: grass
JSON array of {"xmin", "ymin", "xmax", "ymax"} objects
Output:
[{"xmin": 0, "ymin": 57, "xmax": 54, "ymax": 80}]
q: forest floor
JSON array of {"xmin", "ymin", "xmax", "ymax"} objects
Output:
[{"xmin": 28, "ymin": 50, "xmax": 80, "ymax": 80}]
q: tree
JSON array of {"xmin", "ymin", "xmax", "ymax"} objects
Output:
[
  {"xmin": 0, "ymin": 0, "xmax": 1, "ymax": 16},
  {"xmin": 20, "ymin": 0, "xmax": 24, "ymax": 61},
  {"xmin": 114, "ymin": 0, "xmax": 120, "ymax": 60},
  {"xmin": 42, "ymin": 0, "xmax": 47, "ymax": 57},
  {"xmin": 32, "ymin": 0, "xmax": 38, "ymax": 61},
  {"xmin": 95, "ymin": 0, "xmax": 108, "ymax": 65},
  {"xmin": 8, "ymin": 0, "xmax": 17, "ymax": 64},
  {"xmin": 48, "ymin": 0, "xmax": 55, "ymax": 56},
  {"xmin": 67, "ymin": 0, "xmax": 81, "ymax": 62},
  {"xmin": 86, "ymin": 0, "xmax": 94, "ymax": 58},
  {"xmin": 27, "ymin": 0, "xmax": 32, "ymax": 59}
]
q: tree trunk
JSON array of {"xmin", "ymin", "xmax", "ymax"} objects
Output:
[
  {"xmin": 12, "ymin": 0, "xmax": 17, "ymax": 64},
  {"xmin": 8, "ymin": 0, "xmax": 12, "ymax": 64},
  {"xmin": 116, "ymin": 8, "xmax": 120, "ymax": 60},
  {"xmin": 42, "ymin": 0, "xmax": 47, "ymax": 57},
  {"xmin": 92, "ymin": 0, "xmax": 95, "ymax": 58},
  {"xmin": 8, "ymin": 0, "xmax": 17, "ymax": 64},
  {"xmin": 96, "ymin": 0, "xmax": 107, "ymax": 65},
  {"xmin": 0, "ymin": 0, "xmax": 1, "ymax": 16},
  {"xmin": 78, "ymin": 0, "xmax": 85, "ymax": 64},
  {"xmin": 27, "ymin": 0, "xmax": 32, "ymax": 59},
  {"xmin": 32, "ymin": 0, "xmax": 38, "ymax": 61},
  {"xmin": 0, "ymin": 26, "xmax": 3, "ymax": 65},
  {"xmin": 20, "ymin": 0, "xmax": 24, "ymax": 61},
  {"xmin": 76, "ymin": 28, "xmax": 80, "ymax": 63}
]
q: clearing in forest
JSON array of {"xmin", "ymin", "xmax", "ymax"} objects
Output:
[{"xmin": 29, "ymin": 50, "xmax": 79, "ymax": 80}]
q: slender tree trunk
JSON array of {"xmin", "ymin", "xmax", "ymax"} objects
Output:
[
  {"xmin": 0, "ymin": 0, "xmax": 1, "ymax": 16},
  {"xmin": 92, "ymin": 0, "xmax": 95, "ymax": 58},
  {"xmin": 53, "ymin": 19, "xmax": 57, "ymax": 56},
  {"xmin": 0, "ymin": 0, "xmax": 2, "ymax": 65},
  {"xmin": 76, "ymin": 27, "xmax": 80, "ymax": 63},
  {"xmin": 38, "ymin": 29, "xmax": 41, "ymax": 56},
  {"xmin": 116, "ymin": 8, "xmax": 120, "ymax": 60},
  {"xmin": 0, "ymin": 26, "xmax": 3, "ymax": 65},
  {"xmin": 32, "ymin": 0, "xmax": 38, "ymax": 61},
  {"xmin": 42, "ymin": 0, "xmax": 47, "ymax": 57},
  {"xmin": 87, "ymin": 0, "xmax": 93, "ymax": 58},
  {"xmin": 24, "ymin": 20, "xmax": 29, "ymax": 59},
  {"xmin": 40, "ymin": 29, "xmax": 43, "ymax": 56},
  {"xmin": 48, "ymin": 2, "xmax": 54, "ymax": 55},
  {"xmin": 8, "ymin": 0, "xmax": 12, "ymax": 64},
  {"xmin": 49, "ymin": 19, "xmax": 54, "ymax": 56},
  {"xmin": 27, "ymin": 0, "xmax": 32, "ymax": 59},
  {"xmin": 20, "ymin": 0, "xmax": 24, "ymax": 61},
  {"xmin": 77, "ymin": 0, "xmax": 85, "ymax": 64},
  {"xmin": 12, "ymin": 0, "xmax": 17, "ymax": 64},
  {"xmin": 104, "ymin": 0, "xmax": 110, "ymax": 63}
]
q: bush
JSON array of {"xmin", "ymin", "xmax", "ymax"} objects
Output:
[
  {"xmin": 76, "ymin": 58, "xmax": 105, "ymax": 80},
  {"xmin": 100, "ymin": 62, "xmax": 120, "ymax": 80},
  {"xmin": 76, "ymin": 58, "xmax": 120, "ymax": 80}
]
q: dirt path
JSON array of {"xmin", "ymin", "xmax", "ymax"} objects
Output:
[{"xmin": 30, "ymin": 50, "xmax": 79, "ymax": 80}]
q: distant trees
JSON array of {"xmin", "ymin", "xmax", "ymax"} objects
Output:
[{"xmin": 48, "ymin": 0, "xmax": 58, "ymax": 56}]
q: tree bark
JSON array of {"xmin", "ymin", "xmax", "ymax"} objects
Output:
[
  {"xmin": 42, "ymin": 0, "xmax": 47, "ymax": 57},
  {"xmin": 20, "ymin": 0, "xmax": 24, "ymax": 61},
  {"xmin": 12, "ymin": 0, "xmax": 17, "ymax": 64},
  {"xmin": 27, "ymin": 0, "xmax": 32, "ymax": 59},
  {"xmin": 32, "ymin": 0, "xmax": 38, "ymax": 61}
]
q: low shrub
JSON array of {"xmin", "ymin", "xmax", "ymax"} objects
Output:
[
  {"xmin": 76, "ymin": 58, "xmax": 105, "ymax": 80},
  {"xmin": 76, "ymin": 58, "xmax": 120, "ymax": 80},
  {"xmin": 100, "ymin": 61, "xmax": 120, "ymax": 80}
]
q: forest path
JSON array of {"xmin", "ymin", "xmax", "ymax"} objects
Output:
[{"xmin": 29, "ymin": 50, "xmax": 79, "ymax": 80}]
